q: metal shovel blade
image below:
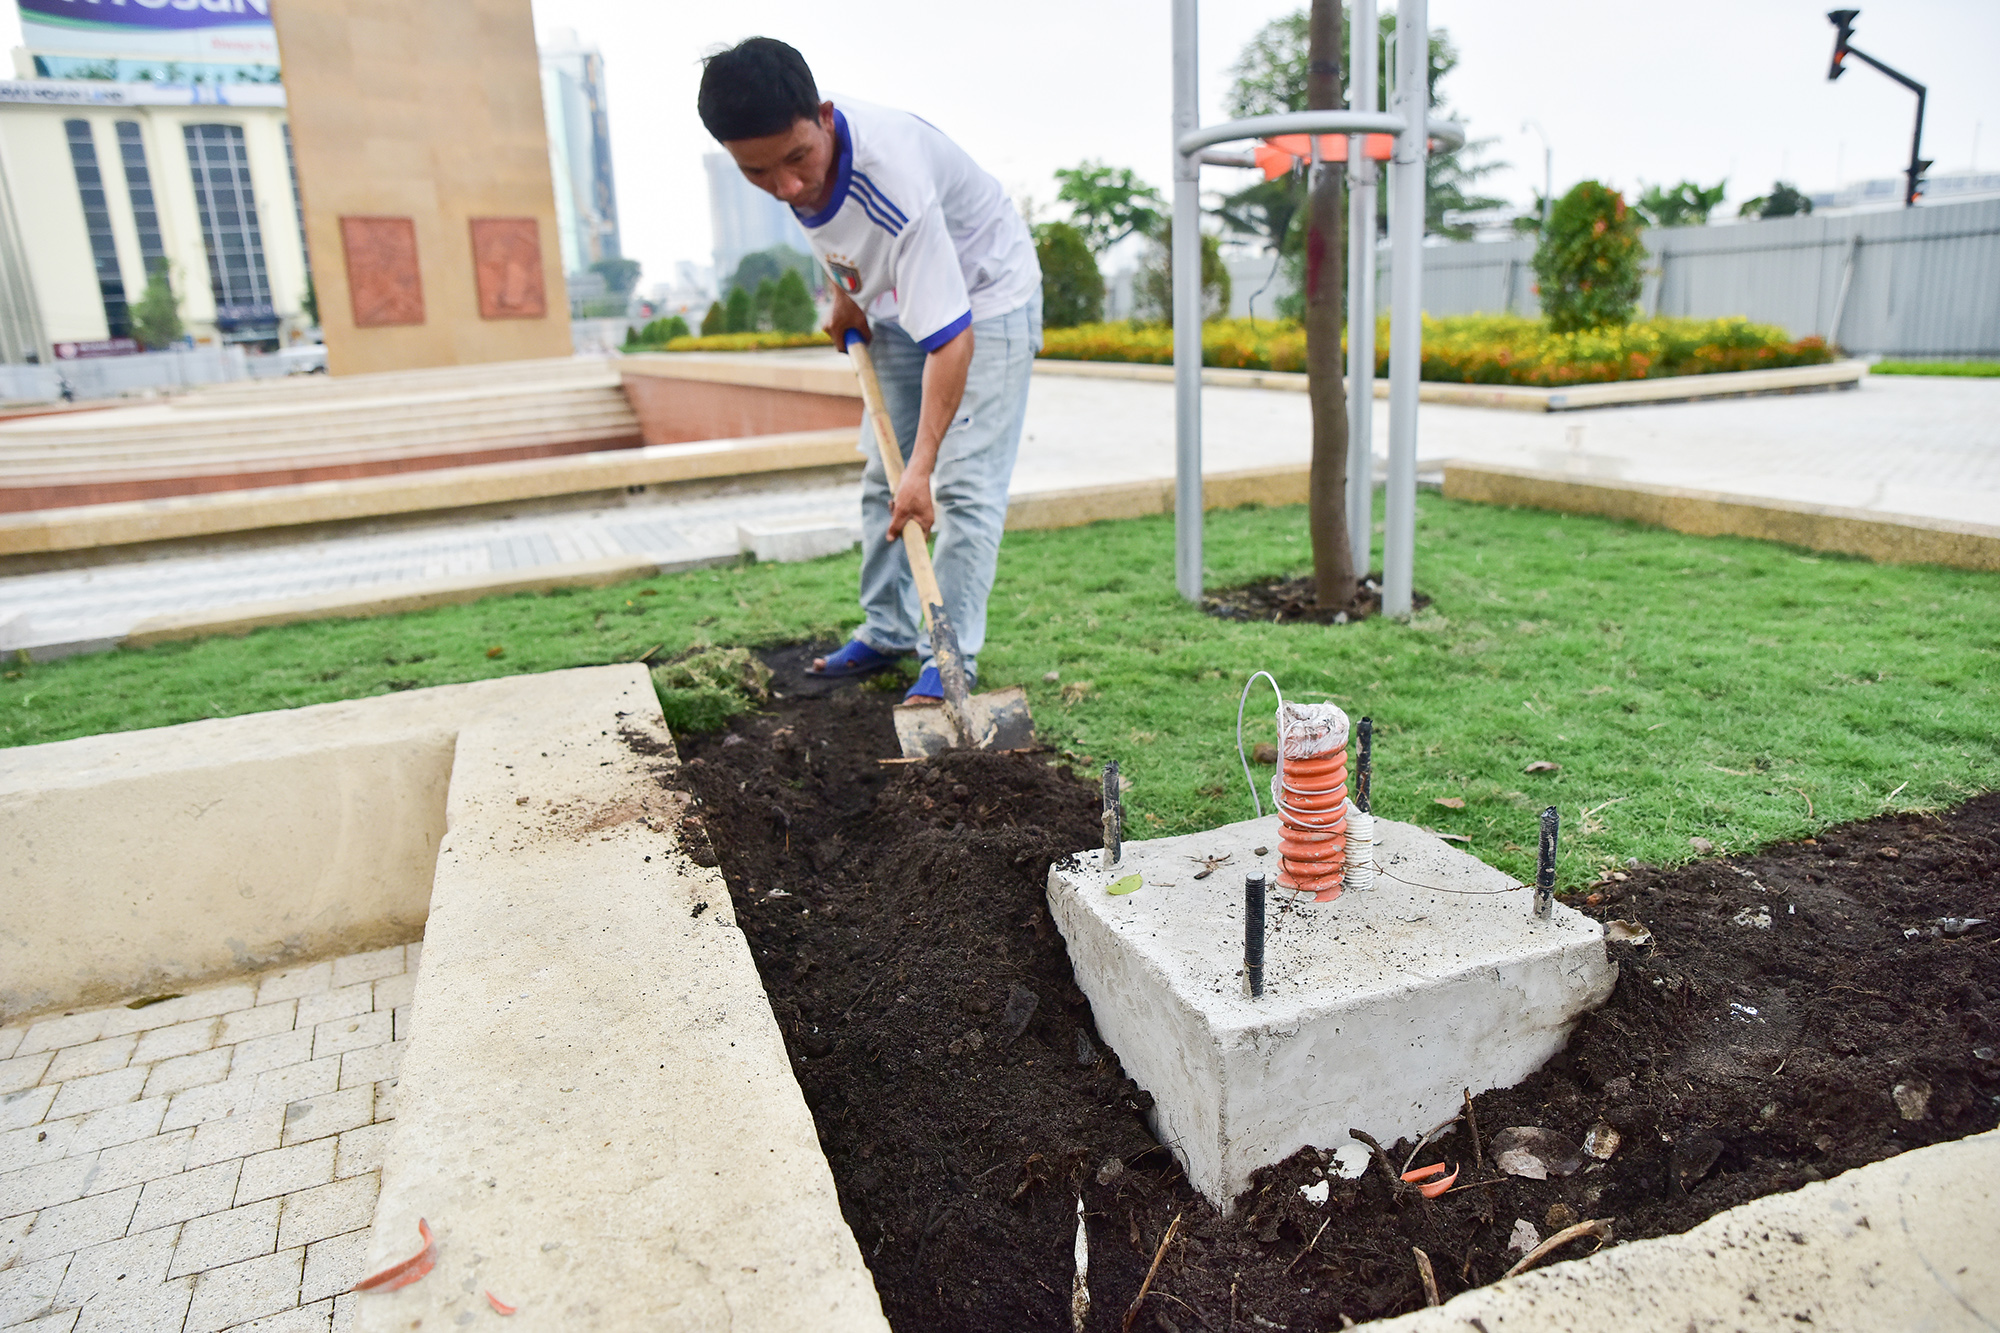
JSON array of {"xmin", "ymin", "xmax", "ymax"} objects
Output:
[{"xmin": 892, "ymin": 685, "xmax": 1036, "ymax": 759}]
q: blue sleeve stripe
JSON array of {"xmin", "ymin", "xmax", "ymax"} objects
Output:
[
  {"xmin": 916, "ymin": 310, "xmax": 972, "ymax": 352},
  {"xmin": 851, "ymin": 171, "xmax": 909, "ymax": 226}
]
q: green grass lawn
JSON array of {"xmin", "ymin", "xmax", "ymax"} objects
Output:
[
  {"xmin": 5, "ymin": 495, "xmax": 1996, "ymax": 890},
  {"xmin": 1871, "ymin": 360, "xmax": 2000, "ymax": 377}
]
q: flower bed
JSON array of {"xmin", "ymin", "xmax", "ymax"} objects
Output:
[
  {"xmin": 1039, "ymin": 315, "xmax": 1834, "ymax": 386},
  {"xmin": 636, "ymin": 330, "xmax": 834, "ymax": 353}
]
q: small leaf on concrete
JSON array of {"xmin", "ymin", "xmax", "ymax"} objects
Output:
[{"xmin": 1107, "ymin": 873, "xmax": 1142, "ymax": 896}]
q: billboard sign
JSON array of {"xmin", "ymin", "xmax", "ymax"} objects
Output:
[
  {"xmin": 53, "ymin": 337, "xmax": 142, "ymax": 359},
  {"xmin": 17, "ymin": 0, "xmax": 278, "ymax": 65}
]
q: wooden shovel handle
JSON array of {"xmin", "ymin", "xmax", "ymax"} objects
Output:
[{"xmin": 847, "ymin": 334, "xmax": 947, "ymax": 628}]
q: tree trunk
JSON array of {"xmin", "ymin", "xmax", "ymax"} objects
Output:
[{"xmin": 1306, "ymin": 0, "xmax": 1353, "ymax": 610}]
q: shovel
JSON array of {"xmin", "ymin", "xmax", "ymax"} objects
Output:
[{"xmin": 845, "ymin": 330, "xmax": 1035, "ymax": 759}]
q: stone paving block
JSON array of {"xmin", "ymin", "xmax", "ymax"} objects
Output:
[
  {"xmin": 162, "ymin": 1079, "xmax": 257, "ymax": 1134},
  {"xmin": 132, "ymin": 1018, "xmax": 221, "ymax": 1065},
  {"xmin": 367, "ymin": 973, "xmax": 414, "ymax": 1013},
  {"xmin": 329, "ymin": 948, "xmax": 404, "ymax": 991},
  {"xmin": 235, "ymin": 1141, "xmax": 335, "ymax": 1207},
  {"xmin": 68, "ymin": 1097, "xmax": 167, "ymax": 1156},
  {"xmin": 46, "ymin": 1067, "xmax": 148, "ymax": 1121},
  {"xmin": 52, "ymin": 1222, "xmax": 177, "ymax": 1306},
  {"xmin": 169, "ymin": 1198, "xmax": 280, "ymax": 1278},
  {"xmin": 369, "ymin": 1080, "xmax": 395, "ymax": 1125},
  {"xmin": 17, "ymin": 1013, "xmax": 109, "ymax": 1058},
  {"xmin": 1, "ymin": 1208, "xmax": 34, "ymax": 1267},
  {"xmin": 0, "ymin": 1154, "xmax": 99, "ymax": 1217},
  {"xmin": 275, "ymin": 1175, "xmax": 376, "ymax": 1254},
  {"xmin": 256, "ymin": 965, "xmax": 333, "ymax": 1007},
  {"xmin": 42, "ymin": 1037, "xmax": 136, "ymax": 1085},
  {"xmin": 0, "ymin": 1052, "xmax": 55, "ymax": 1095},
  {"xmin": 184, "ymin": 1247, "xmax": 302, "ymax": 1333},
  {"xmin": 403, "ymin": 943, "xmax": 422, "ymax": 978},
  {"xmin": 219, "ymin": 1004, "xmax": 298, "ymax": 1049},
  {"xmin": 233, "ymin": 1300, "xmax": 333, "ymax": 1333},
  {"xmin": 70, "ymin": 1272, "xmax": 191, "ymax": 1333},
  {"xmin": 331, "ymin": 1125, "xmax": 388, "ymax": 1182},
  {"xmin": 0, "ymin": 1253, "xmax": 69, "ymax": 1327},
  {"xmin": 1, "ymin": 1086, "xmax": 58, "ymax": 1132},
  {"xmin": 254, "ymin": 1060, "xmax": 339, "ymax": 1112},
  {"xmin": 185, "ymin": 1107, "xmax": 284, "ymax": 1171},
  {"xmin": 88, "ymin": 1128, "xmax": 193, "ymax": 1196},
  {"xmin": 0, "ymin": 1117, "xmax": 76, "ymax": 1174},
  {"xmin": 329, "ymin": 1290, "xmax": 355, "ymax": 1333},
  {"xmin": 280, "ymin": 1088, "xmax": 372, "ymax": 1150},
  {"xmin": 310, "ymin": 1013, "xmax": 391, "ymax": 1065},
  {"xmin": 98, "ymin": 986, "xmax": 257, "ymax": 1040},
  {"xmin": 229, "ymin": 1030, "xmax": 315, "ymax": 1083},
  {"xmin": 335, "ymin": 1043, "xmax": 401, "ymax": 1093},
  {"xmin": 299, "ymin": 1230, "xmax": 367, "ymax": 1305},
  {"xmin": 390, "ymin": 1005, "xmax": 411, "ymax": 1044},
  {"xmin": 144, "ymin": 1047, "xmax": 233, "ymax": 1101},
  {"xmin": 13, "ymin": 1307, "xmax": 80, "ymax": 1332},
  {"xmin": 294, "ymin": 987, "xmax": 373, "ymax": 1034},
  {"xmin": 17, "ymin": 1185, "xmax": 140, "ymax": 1264},
  {"xmin": 0, "ymin": 1028, "xmax": 21, "ymax": 1062},
  {"xmin": 130, "ymin": 1160, "xmax": 242, "ymax": 1233}
]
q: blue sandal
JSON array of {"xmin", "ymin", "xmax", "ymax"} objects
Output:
[
  {"xmin": 805, "ymin": 638, "xmax": 904, "ymax": 679},
  {"xmin": 904, "ymin": 663, "xmax": 977, "ymax": 701}
]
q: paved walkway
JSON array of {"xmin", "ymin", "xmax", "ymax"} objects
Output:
[
  {"xmin": 0, "ymin": 945, "xmax": 415, "ymax": 1332},
  {"xmin": 1, "ymin": 369, "xmax": 1993, "ymax": 655}
]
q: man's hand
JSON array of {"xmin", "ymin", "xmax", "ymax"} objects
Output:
[
  {"xmin": 886, "ymin": 460, "xmax": 936, "ymax": 541},
  {"xmin": 825, "ymin": 289, "xmax": 869, "ymax": 351}
]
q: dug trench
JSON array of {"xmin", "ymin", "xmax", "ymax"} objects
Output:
[{"xmin": 642, "ymin": 646, "xmax": 2000, "ymax": 1332}]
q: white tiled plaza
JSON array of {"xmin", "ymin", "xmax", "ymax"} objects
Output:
[{"xmin": 0, "ymin": 945, "xmax": 417, "ymax": 1333}]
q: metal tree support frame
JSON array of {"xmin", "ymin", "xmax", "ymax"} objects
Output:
[{"xmin": 1170, "ymin": 0, "xmax": 1461, "ymax": 617}]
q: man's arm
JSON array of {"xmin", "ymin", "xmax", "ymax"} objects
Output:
[{"xmin": 884, "ymin": 326, "xmax": 973, "ymax": 541}]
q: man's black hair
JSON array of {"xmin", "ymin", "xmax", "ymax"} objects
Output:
[{"xmin": 698, "ymin": 38, "xmax": 820, "ymax": 142}]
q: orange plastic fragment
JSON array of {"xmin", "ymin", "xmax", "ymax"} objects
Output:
[
  {"xmin": 352, "ymin": 1218, "xmax": 436, "ymax": 1293},
  {"xmin": 1399, "ymin": 1163, "xmax": 1460, "ymax": 1198},
  {"xmin": 486, "ymin": 1291, "xmax": 517, "ymax": 1315}
]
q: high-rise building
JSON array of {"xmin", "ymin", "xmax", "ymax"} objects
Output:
[
  {"xmin": 538, "ymin": 29, "xmax": 620, "ymax": 281},
  {"xmin": 704, "ymin": 152, "xmax": 809, "ymax": 291}
]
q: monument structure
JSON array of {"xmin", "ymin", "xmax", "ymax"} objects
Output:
[{"xmin": 271, "ymin": 0, "xmax": 571, "ymax": 375}]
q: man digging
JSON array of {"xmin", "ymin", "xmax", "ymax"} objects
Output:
[{"xmin": 698, "ymin": 38, "xmax": 1042, "ymax": 702}]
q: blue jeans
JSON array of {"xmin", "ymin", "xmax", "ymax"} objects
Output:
[{"xmin": 855, "ymin": 293, "xmax": 1041, "ymax": 679}]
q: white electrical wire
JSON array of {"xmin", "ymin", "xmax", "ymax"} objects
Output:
[
  {"xmin": 1236, "ymin": 670, "xmax": 1285, "ymax": 819},
  {"xmin": 1343, "ymin": 804, "xmax": 1377, "ymax": 893}
]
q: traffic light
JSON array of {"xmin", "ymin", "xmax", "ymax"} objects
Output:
[{"xmin": 1827, "ymin": 9, "xmax": 1858, "ymax": 80}]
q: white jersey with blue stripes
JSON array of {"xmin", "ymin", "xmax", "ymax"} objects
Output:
[{"xmin": 793, "ymin": 97, "xmax": 1039, "ymax": 351}]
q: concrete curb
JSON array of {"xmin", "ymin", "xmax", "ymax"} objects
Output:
[
  {"xmin": 1363, "ymin": 1128, "xmax": 2000, "ymax": 1332},
  {"xmin": 1443, "ymin": 460, "xmax": 2000, "ymax": 572},
  {"xmin": 1032, "ymin": 357, "xmax": 1868, "ymax": 411},
  {"xmin": 124, "ymin": 555, "xmax": 661, "ymax": 646},
  {"xmin": 0, "ymin": 428, "xmax": 862, "ymax": 559}
]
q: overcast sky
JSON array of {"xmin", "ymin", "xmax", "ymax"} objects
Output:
[
  {"xmin": 10, "ymin": 1, "xmax": 1996, "ymax": 286},
  {"xmin": 528, "ymin": 0, "xmax": 1999, "ymax": 285}
]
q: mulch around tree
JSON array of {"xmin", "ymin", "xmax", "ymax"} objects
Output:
[
  {"xmin": 649, "ymin": 646, "xmax": 2000, "ymax": 1332},
  {"xmin": 1204, "ymin": 573, "xmax": 1432, "ymax": 626}
]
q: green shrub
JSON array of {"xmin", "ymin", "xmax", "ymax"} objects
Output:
[
  {"xmin": 700, "ymin": 301, "xmax": 726, "ymax": 336},
  {"xmin": 770, "ymin": 269, "xmax": 818, "ymax": 334},
  {"xmin": 723, "ymin": 286, "xmax": 753, "ymax": 333},
  {"xmin": 622, "ymin": 314, "xmax": 692, "ymax": 350},
  {"xmin": 1533, "ymin": 181, "xmax": 1645, "ymax": 333},
  {"xmin": 1033, "ymin": 221, "xmax": 1105, "ymax": 328},
  {"xmin": 1134, "ymin": 225, "xmax": 1232, "ymax": 323},
  {"xmin": 650, "ymin": 646, "xmax": 773, "ymax": 734}
]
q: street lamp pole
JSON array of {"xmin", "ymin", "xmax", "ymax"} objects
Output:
[{"xmin": 1522, "ymin": 119, "xmax": 1552, "ymax": 231}]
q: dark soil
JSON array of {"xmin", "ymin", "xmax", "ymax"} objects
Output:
[
  {"xmin": 653, "ymin": 647, "xmax": 2000, "ymax": 1332},
  {"xmin": 1203, "ymin": 572, "xmax": 1432, "ymax": 625}
]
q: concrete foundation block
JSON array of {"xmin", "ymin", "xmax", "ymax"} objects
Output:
[
  {"xmin": 738, "ymin": 519, "xmax": 860, "ymax": 563},
  {"xmin": 1048, "ymin": 814, "xmax": 1615, "ymax": 1209}
]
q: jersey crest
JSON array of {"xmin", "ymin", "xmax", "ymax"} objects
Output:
[{"xmin": 827, "ymin": 256, "xmax": 863, "ymax": 295}]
